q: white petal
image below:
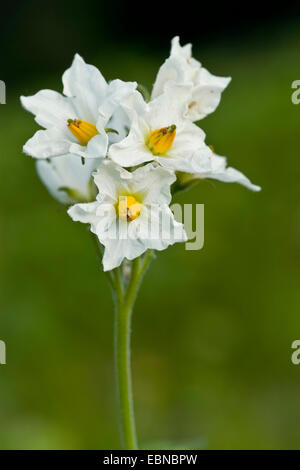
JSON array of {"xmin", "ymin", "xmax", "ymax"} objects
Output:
[
  {"xmin": 21, "ymin": 90, "xmax": 76, "ymax": 131},
  {"xmin": 119, "ymin": 90, "xmax": 150, "ymax": 129},
  {"xmin": 100, "ymin": 216, "xmax": 146, "ymax": 271},
  {"xmin": 151, "ymin": 56, "xmax": 187, "ymax": 99},
  {"xmin": 109, "ymin": 140, "xmax": 152, "ymax": 167},
  {"xmin": 62, "ymin": 54, "xmax": 108, "ymax": 122},
  {"xmin": 154, "ymin": 121, "xmax": 212, "ymax": 173},
  {"xmin": 23, "ymin": 128, "xmax": 71, "ymax": 159},
  {"xmin": 36, "ymin": 154, "xmax": 101, "ymax": 204},
  {"xmin": 97, "ymin": 79, "xmax": 137, "ymax": 127},
  {"xmin": 152, "ymin": 36, "xmax": 230, "ymax": 122},
  {"xmin": 101, "ymin": 233, "xmax": 146, "ymax": 271},
  {"xmin": 186, "ymin": 68, "xmax": 231, "ymax": 121},
  {"xmin": 152, "ymin": 37, "xmax": 195, "ymax": 99},
  {"xmin": 94, "ymin": 204, "xmax": 116, "ymax": 233},
  {"xmin": 101, "ymin": 203, "xmax": 187, "ymax": 271},
  {"xmin": 122, "ymin": 90, "xmax": 148, "ymax": 117},
  {"xmin": 148, "ymin": 83, "xmax": 192, "ymax": 128},
  {"xmin": 68, "ymin": 201, "xmax": 100, "ymax": 230},
  {"xmin": 171, "ymin": 36, "xmax": 192, "ymax": 60},
  {"xmin": 105, "ymin": 106, "xmax": 131, "ymax": 145},
  {"xmin": 197, "ymin": 154, "xmax": 261, "ymax": 191},
  {"xmin": 155, "ymin": 144, "xmax": 212, "ymax": 173},
  {"xmin": 170, "ymin": 120, "xmax": 205, "ymax": 155},
  {"xmin": 93, "ymin": 160, "xmax": 132, "ymax": 200},
  {"xmin": 108, "ymin": 114, "xmax": 152, "ymax": 167},
  {"xmin": 69, "ymin": 132, "xmax": 108, "ymax": 159},
  {"xmin": 101, "ymin": 238, "xmax": 125, "ymax": 271},
  {"xmin": 129, "ymin": 163, "xmax": 175, "ymax": 205},
  {"xmin": 129, "ymin": 205, "xmax": 187, "ymax": 251}
]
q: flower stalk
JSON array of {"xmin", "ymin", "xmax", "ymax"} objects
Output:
[
  {"xmin": 114, "ymin": 268, "xmax": 137, "ymax": 450},
  {"xmin": 113, "ymin": 253, "xmax": 154, "ymax": 449},
  {"xmin": 91, "ymin": 234, "xmax": 154, "ymax": 449}
]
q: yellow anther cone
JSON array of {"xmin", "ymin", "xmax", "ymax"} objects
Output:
[
  {"xmin": 149, "ymin": 124, "xmax": 176, "ymax": 154},
  {"xmin": 67, "ymin": 119, "xmax": 99, "ymax": 144},
  {"xmin": 118, "ymin": 196, "xmax": 141, "ymax": 222}
]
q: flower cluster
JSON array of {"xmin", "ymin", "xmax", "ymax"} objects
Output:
[{"xmin": 21, "ymin": 37, "xmax": 261, "ymax": 271}]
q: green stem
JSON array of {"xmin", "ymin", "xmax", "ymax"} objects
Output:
[
  {"xmin": 114, "ymin": 252, "xmax": 153, "ymax": 449},
  {"xmin": 90, "ymin": 232, "xmax": 154, "ymax": 449}
]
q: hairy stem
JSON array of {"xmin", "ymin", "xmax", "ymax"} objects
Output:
[
  {"xmin": 91, "ymin": 233, "xmax": 154, "ymax": 449},
  {"xmin": 114, "ymin": 252, "xmax": 153, "ymax": 449}
]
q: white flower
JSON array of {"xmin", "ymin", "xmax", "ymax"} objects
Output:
[
  {"xmin": 109, "ymin": 84, "xmax": 260, "ymax": 192},
  {"xmin": 184, "ymin": 153, "xmax": 261, "ymax": 192},
  {"xmin": 21, "ymin": 54, "xmax": 136, "ymax": 160},
  {"xmin": 152, "ymin": 36, "xmax": 231, "ymax": 122},
  {"xmin": 109, "ymin": 86, "xmax": 213, "ymax": 173},
  {"xmin": 68, "ymin": 160, "xmax": 187, "ymax": 271},
  {"xmin": 36, "ymin": 154, "xmax": 101, "ymax": 204}
]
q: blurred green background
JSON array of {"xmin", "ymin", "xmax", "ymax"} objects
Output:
[{"xmin": 0, "ymin": 0, "xmax": 300, "ymax": 450}]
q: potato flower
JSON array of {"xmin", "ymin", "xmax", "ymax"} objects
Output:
[
  {"xmin": 68, "ymin": 160, "xmax": 187, "ymax": 271},
  {"xmin": 152, "ymin": 36, "xmax": 231, "ymax": 121},
  {"xmin": 20, "ymin": 37, "xmax": 261, "ymax": 451},
  {"xmin": 21, "ymin": 54, "xmax": 136, "ymax": 160}
]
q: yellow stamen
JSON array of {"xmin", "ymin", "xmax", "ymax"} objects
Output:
[
  {"xmin": 67, "ymin": 119, "xmax": 98, "ymax": 144},
  {"xmin": 148, "ymin": 124, "xmax": 176, "ymax": 155},
  {"xmin": 118, "ymin": 196, "xmax": 141, "ymax": 222}
]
